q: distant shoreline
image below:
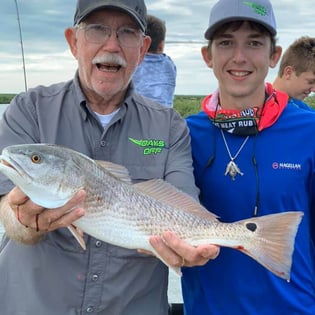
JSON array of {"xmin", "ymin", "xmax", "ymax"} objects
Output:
[
  {"xmin": 3, "ymin": 94, "xmax": 315, "ymax": 117},
  {"xmin": 0, "ymin": 94, "xmax": 205, "ymax": 102},
  {"xmin": 0, "ymin": 95, "xmax": 205, "ymax": 118}
]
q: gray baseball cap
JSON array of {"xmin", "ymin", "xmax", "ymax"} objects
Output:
[
  {"xmin": 205, "ymin": 0, "xmax": 277, "ymax": 40},
  {"xmin": 73, "ymin": 0, "xmax": 147, "ymax": 32}
]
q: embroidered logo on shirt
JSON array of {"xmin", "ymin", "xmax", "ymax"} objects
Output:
[
  {"xmin": 128, "ymin": 137, "xmax": 165, "ymax": 155},
  {"xmin": 272, "ymin": 162, "xmax": 302, "ymax": 171},
  {"xmin": 243, "ymin": 1, "xmax": 267, "ymax": 16}
]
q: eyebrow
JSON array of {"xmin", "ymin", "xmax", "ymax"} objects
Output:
[{"xmin": 215, "ymin": 33, "xmax": 265, "ymax": 40}]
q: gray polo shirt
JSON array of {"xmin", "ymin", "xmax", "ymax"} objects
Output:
[{"xmin": 0, "ymin": 73, "xmax": 198, "ymax": 315}]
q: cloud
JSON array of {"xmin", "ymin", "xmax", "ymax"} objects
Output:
[{"xmin": 1, "ymin": 0, "xmax": 314, "ymax": 95}]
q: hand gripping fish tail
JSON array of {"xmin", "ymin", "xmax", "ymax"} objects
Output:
[{"xmin": 0, "ymin": 143, "xmax": 303, "ymax": 281}]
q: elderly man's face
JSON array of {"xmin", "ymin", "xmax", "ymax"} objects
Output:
[{"xmin": 65, "ymin": 9, "xmax": 151, "ymax": 102}]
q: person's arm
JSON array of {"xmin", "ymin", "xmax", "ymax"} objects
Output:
[{"xmin": 0, "ymin": 187, "xmax": 86, "ymax": 245}]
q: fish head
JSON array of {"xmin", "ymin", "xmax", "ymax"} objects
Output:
[{"xmin": 0, "ymin": 144, "xmax": 87, "ymax": 208}]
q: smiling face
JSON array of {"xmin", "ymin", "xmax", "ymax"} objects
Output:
[
  {"xmin": 202, "ymin": 21, "xmax": 281, "ymax": 110},
  {"xmin": 281, "ymin": 68, "xmax": 315, "ymax": 100},
  {"xmin": 65, "ymin": 9, "xmax": 151, "ymax": 110}
]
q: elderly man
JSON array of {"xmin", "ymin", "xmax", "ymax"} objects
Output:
[{"xmin": 0, "ymin": 1, "xmax": 218, "ymax": 315}]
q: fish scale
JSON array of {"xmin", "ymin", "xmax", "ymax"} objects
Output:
[{"xmin": 0, "ymin": 143, "xmax": 304, "ymax": 280}]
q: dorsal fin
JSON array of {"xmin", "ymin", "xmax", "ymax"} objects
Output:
[
  {"xmin": 134, "ymin": 179, "xmax": 218, "ymax": 221},
  {"xmin": 96, "ymin": 160, "xmax": 132, "ymax": 184}
]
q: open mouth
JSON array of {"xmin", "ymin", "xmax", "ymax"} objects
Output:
[
  {"xmin": 0, "ymin": 155, "xmax": 30, "ymax": 180},
  {"xmin": 228, "ymin": 70, "xmax": 251, "ymax": 77},
  {"xmin": 0, "ymin": 158, "xmax": 13, "ymax": 168},
  {"xmin": 96, "ymin": 63, "xmax": 121, "ymax": 73}
]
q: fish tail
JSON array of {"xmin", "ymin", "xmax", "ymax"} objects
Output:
[{"xmin": 236, "ymin": 211, "xmax": 303, "ymax": 281}]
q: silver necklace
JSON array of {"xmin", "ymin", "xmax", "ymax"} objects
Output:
[{"xmin": 220, "ymin": 129, "xmax": 249, "ymax": 180}]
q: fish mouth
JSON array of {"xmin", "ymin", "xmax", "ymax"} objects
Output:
[
  {"xmin": 0, "ymin": 155, "xmax": 15, "ymax": 169},
  {"xmin": 0, "ymin": 154, "xmax": 32, "ymax": 181}
]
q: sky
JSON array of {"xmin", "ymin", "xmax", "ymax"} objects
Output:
[{"xmin": 1, "ymin": 0, "xmax": 314, "ymax": 96}]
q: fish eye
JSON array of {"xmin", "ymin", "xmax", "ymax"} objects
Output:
[{"xmin": 31, "ymin": 154, "xmax": 41, "ymax": 164}]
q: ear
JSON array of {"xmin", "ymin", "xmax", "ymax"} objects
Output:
[
  {"xmin": 65, "ymin": 27, "xmax": 78, "ymax": 59},
  {"xmin": 269, "ymin": 45, "xmax": 282, "ymax": 69},
  {"xmin": 138, "ymin": 36, "xmax": 152, "ymax": 65},
  {"xmin": 201, "ymin": 45, "xmax": 213, "ymax": 68},
  {"xmin": 283, "ymin": 66, "xmax": 294, "ymax": 79}
]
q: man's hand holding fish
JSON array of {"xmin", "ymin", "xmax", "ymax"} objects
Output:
[
  {"xmin": 1, "ymin": 187, "xmax": 86, "ymax": 244},
  {"xmin": 149, "ymin": 231, "xmax": 220, "ymax": 268}
]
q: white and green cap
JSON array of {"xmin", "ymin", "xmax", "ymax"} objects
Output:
[{"xmin": 205, "ymin": 0, "xmax": 277, "ymax": 39}]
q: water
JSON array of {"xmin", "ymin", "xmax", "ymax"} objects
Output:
[
  {"xmin": 0, "ymin": 103, "xmax": 8, "ymax": 116},
  {"xmin": 0, "ymin": 102, "xmax": 182, "ymax": 303}
]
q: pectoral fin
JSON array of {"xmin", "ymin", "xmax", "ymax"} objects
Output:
[{"xmin": 67, "ymin": 225, "xmax": 86, "ymax": 250}]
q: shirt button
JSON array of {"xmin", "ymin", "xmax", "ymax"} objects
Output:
[
  {"xmin": 86, "ymin": 306, "xmax": 94, "ymax": 313},
  {"xmin": 100, "ymin": 140, "xmax": 106, "ymax": 147},
  {"xmin": 92, "ymin": 274, "xmax": 99, "ymax": 281},
  {"xmin": 95, "ymin": 240, "xmax": 102, "ymax": 248}
]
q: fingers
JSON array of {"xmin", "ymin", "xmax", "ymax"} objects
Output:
[
  {"xmin": 42, "ymin": 190, "xmax": 86, "ymax": 231},
  {"xmin": 149, "ymin": 235, "xmax": 184, "ymax": 268},
  {"xmin": 8, "ymin": 188, "xmax": 86, "ymax": 232},
  {"xmin": 8, "ymin": 186, "xmax": 29, "ymax": 208},
  {"xmin": 149, "ymin": 231, "xmax": 220, "ymax": 268}
]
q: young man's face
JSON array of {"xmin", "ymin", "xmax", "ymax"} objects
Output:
[
  {"xmin": 202, "ymin": 21, "xmax": 281, "ymax": 107},
  {"xmin": 284, "ymin": 68, "xmax": 315, "ymax": 100}
]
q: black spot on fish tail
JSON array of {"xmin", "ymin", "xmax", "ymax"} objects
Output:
[{"xmin": 246, "ymin": 222, "xmax": 257, "ymax": 232}]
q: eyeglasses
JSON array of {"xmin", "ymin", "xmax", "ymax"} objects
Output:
[{"xmin": 77, "ymin": 23, "xmax": 144, "ymax": 48}]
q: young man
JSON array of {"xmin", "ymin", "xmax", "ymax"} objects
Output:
[
  {"xmin": 184, "ymin": 0, "xmax": 315, "ymax": 314},
  {"xmin": 0, "ymin": 1, "xmax": 218, "ymax": 314},
  {"xmin": 132, "ymin": 15, "xmax": 177, "ymax": 107},
  {"xmin": 273, "ymin": 36, "xmax": 315, "ymax": 102}
]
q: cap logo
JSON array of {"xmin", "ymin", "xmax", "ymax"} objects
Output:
[{"xmin": 243, "ymin": 1, "xmax": 267, "ymax": 16}]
